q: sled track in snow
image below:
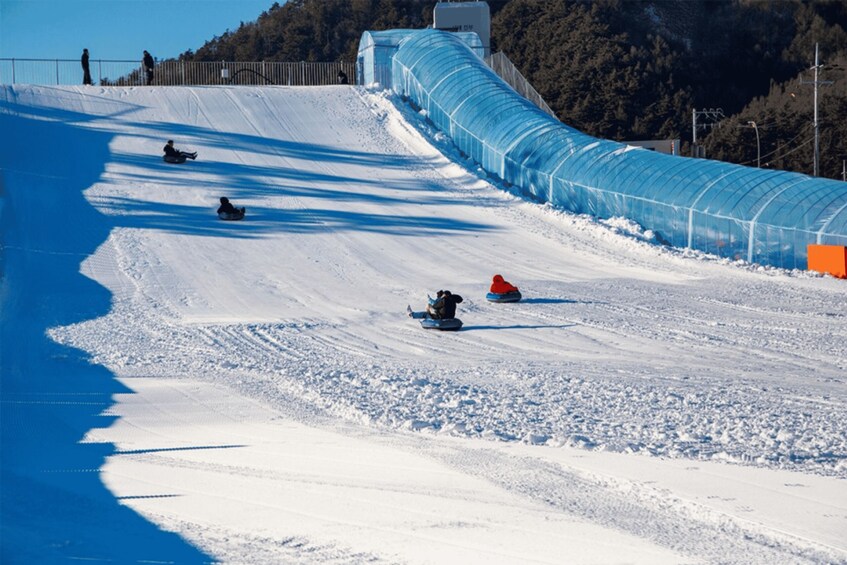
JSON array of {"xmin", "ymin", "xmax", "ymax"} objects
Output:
[{"xmin": 438, "ymin": 447, "xmax": 842, "ymax": 564}]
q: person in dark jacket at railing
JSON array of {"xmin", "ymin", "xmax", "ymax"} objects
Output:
[
  {"xmin": 81, "ymin": 49, "xmax": 92, "ymax": 85},
  {"xmin": 143, "ymin": 50, "xmax": 155, "ymax": 85},
  {"xmin": 337, "ymin": 69, "xmax": 348, "ymax": 84}
]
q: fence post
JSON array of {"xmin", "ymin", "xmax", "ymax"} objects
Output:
[
  {"xmin": 56, "ymin": 59, "xmax": 59, "ymax": 85},
  {"xmin": 11, "ymin": 58, "xmax": 15, "ymax": 84}
]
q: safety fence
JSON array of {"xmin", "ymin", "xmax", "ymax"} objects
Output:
[
  {"xmin": 485, "ymin": 52, "xmax": 557, "ymax": 119},
  {"xmin": 0, "ymin": 59, "xmax": 356, "ymax": 87}
]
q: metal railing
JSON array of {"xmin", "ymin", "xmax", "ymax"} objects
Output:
[
  {"xmin": 485, "ymin": 51, "xmax": 557, "ymax": 119},
  {"xmin": 0, "ymin": 58, "xmax": 357, "ymax": 87}
]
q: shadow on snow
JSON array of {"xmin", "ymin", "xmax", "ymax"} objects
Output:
[
  {"xmin": 0, "ymin": 110, "xmax": 213, "ymax": 563},
  {"xmin": 0, "ymin": 95, "xmax": 494, "ymax": 239},
  {"xmin": 0, "ymin": 90, "xmax": 498, "ymax": 562},
  {"xmin": 461, "ymin": 324, "xmax": 578, "ymax": 331}
]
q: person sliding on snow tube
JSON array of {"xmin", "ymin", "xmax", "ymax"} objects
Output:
[
  {"xmin": 431, "ymin": 289, "xmax": 463, "ymax": 319},
  {"xmin": 490, "ymin": 274, "xmax": 518, "ymax": 295},
  {"xmin": 487, "ymin": 274, "xmax": 521, "ymax": 303},
  {"xmin": 408, "ymin": 290, "xmax": 464, "ymax": 330},
  {"xmin": 163, "ymin": 139, "xmax": 197, "ymax": 163},
  {"xmin": 217, "ymin": 197, "xmax": 245, "ymax": 220}
]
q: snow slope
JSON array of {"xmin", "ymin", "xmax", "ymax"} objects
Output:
[{"xmin": 1, "ymin": 84, "xmax": 846, "ymax": 564}]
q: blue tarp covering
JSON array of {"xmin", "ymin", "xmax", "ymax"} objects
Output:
[{"xmin": 358, "ymin": 29, "xmax": 847, "ymax": 270}]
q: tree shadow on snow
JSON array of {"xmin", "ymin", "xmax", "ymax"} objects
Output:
[
  {"xmin": 0, "ymin": 93, "xmax": 496, "ymax": 240},
  {"xmin": 1, "ymin": 91, "xmax": 430, "ymax": 171},
  {"xmin": 107, "ymin": 153, "xmax": 465, "ymax": 209},
  {"xmin": 93, "ymin": 196, "xmax": 494, "ymax": 238},
  {"xmin": 0, "ymin": 109, "xmax": 212, "ymax": 563}
]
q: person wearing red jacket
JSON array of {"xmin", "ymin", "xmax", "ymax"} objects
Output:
[{"xmin": 490, "ymin": 274, "xmax": 518, "ymax": 294}]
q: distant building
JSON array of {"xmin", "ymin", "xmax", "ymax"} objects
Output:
[
  {"xmin": 433, "ymin": 1, "xmax": 491, "ymax": 57},
  {"xmin": 624, "ymin": 139, "xmax": 681, "ymax": 156}
]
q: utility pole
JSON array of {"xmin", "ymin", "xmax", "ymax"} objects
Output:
[
  {"xmin": 692, "ymin": 109, "xmax": 697, "ymax": 151},
  {"xmin": 691, "ymin": 108, "xmax": 724, "ymax": 158},
  {"xmin": 800, "ymin": 43, "xmax": 833, "ymax": 176},
  {"xmin": 748, "ymin": 121, "xmax": 760, "ymax": 168}
]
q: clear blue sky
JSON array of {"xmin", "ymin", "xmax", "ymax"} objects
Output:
[{"xmin": 0, "ymin": 0, "xmax": 273, "ymax": 61}]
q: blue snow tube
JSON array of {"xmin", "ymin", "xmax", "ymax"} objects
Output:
[
  {"xmin": 420, "ymin": 317, "xmax": 463, "ymax": 331},
  {"xmin": 486, "ymin": 291, "xmax": 522, "ymax": 303}
]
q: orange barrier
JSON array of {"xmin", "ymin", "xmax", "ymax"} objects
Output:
[{"xmin": 807, "ymin": 244, "xmax": 847, "ymax": 278}]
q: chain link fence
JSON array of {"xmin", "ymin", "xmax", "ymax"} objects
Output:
[{"xmin": 0, "ymin": 59, "xmax": 356, "ymax": 87}]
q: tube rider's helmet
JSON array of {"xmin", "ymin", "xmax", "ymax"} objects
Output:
[
  {"xmin": 167, "ymin": 140, "xmax": 174, "ymax": 145},
  {"xmin": 220, "ymin": 197, "xmax": 229, "ymax": 204}
]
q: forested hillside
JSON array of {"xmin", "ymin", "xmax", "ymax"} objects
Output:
[{"xmin": 180, "ymin": 0, "xmax": 847, "ymax": 179}]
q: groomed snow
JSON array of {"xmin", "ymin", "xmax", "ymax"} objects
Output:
[{"xmin": 1, "ymin": 84, "xmax": 846, "ymax": 564}]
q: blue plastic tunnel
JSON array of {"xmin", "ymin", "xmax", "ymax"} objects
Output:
[{"xmin": 358, "ymin": 29, "xmax": 847, "ymax": 270}]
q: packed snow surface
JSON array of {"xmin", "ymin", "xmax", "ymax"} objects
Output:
[{"xmin": 1, "ymin": 84, "xmax": 846, "ymax": 564}]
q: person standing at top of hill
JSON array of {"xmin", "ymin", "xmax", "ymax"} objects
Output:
[
  {"xmin": 143, "ymin": 50, "xmax": 155, "ymax": 85},
  {"xmin": 81, "ymin": 49, "xmax": 92, "ymax": 85}
]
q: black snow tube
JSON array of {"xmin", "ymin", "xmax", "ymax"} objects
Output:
[{"xmin": 218, "ymin": 208, "xmax": 246, "ymax": 221}]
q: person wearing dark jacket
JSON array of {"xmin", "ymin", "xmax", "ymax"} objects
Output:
[
  {"xmin": 217, "ymin": 197, "xmax": 245, "ymax": 220},
  {"xmin": 217, "ymin": 197, "xmax": 240, "ymax": 215},
  {"xmin": 163, "ymin": 140, "xmax": 197, "ymax": 160},
  {"xmin": 408, "ymin": 290, "xmax": 450, "ymax": 319},
  {"xmin": 81, "ymin": 49, "xmax": 92, "ymax": 85},
  {"xmin": 429, "ymin": 290, "xmax": 463, "ymax": 319},
  {"xmin": 143, "ymin": 50, "xmax": 155, "ymax": 85}
]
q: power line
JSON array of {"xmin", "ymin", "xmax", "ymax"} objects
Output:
[
  {"xmin": 765, "ymin": 137, "xmax": 814, "ymax": 166},
  {"xmin": 738, "ymin": 136, "xmax": 813, "ymax": 167},
  {"xmin": 731, "ymin": 119, "xmax": 784, "ymax": 130},
  {"xmin": 734, "ymin": 124, "xmax": 812, "ymax": 166}
]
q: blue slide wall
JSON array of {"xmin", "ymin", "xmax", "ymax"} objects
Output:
[{"xmin": 358, "ymin": 29, "xmax": 847, "ymax": 270}]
